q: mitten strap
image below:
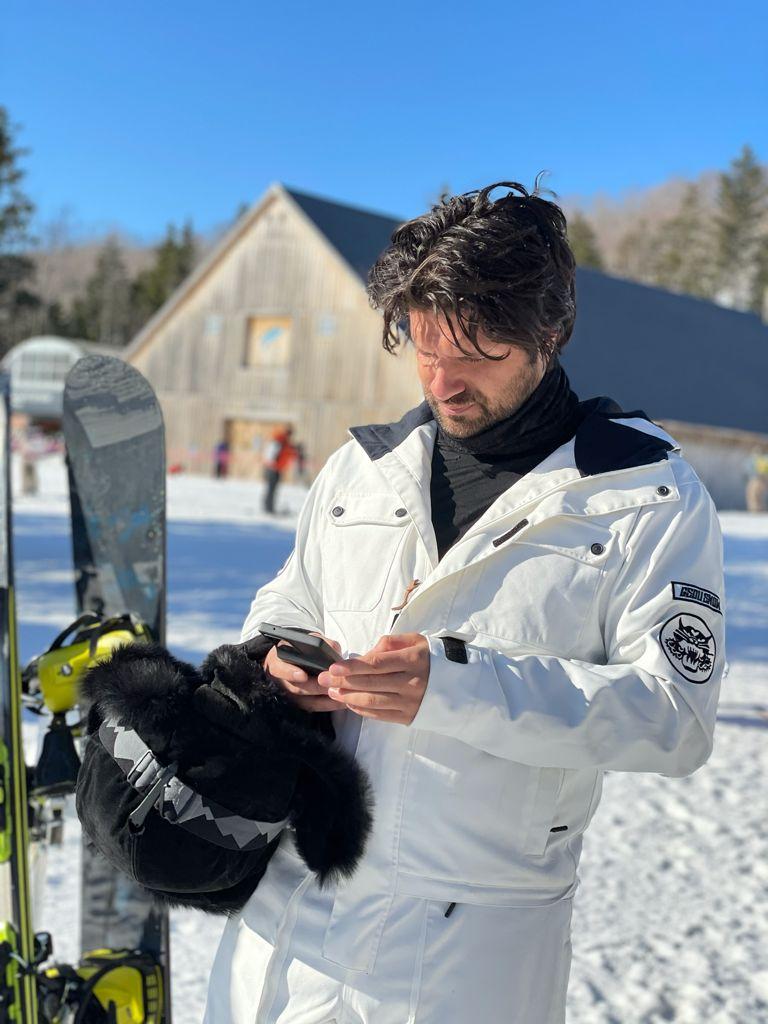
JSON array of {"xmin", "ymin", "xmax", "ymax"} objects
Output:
[{"xmin": 99, "ymin": 718, "xmax": 290, "ymax": 850}]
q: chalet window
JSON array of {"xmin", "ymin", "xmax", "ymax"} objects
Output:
[
  {"xmin": 244, "ymin": 316, "xmax": 292, "ymax": 367},
  {"xmin": 316, "ymin": 313, "xmax": 337, "ymax": 337}
]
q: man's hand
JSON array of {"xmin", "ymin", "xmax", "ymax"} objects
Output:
[
  {"xmin": 316, "ymin": 633, "xmax": 430, "ymax": 725},
  {"xmin": 264, "ymin": 633, "xmax": 342, "ymax": 712}
]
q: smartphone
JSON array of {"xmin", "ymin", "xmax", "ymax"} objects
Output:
[{"xmin": 257, "ymin": 622, "xmax": 342, "ymax": 675}]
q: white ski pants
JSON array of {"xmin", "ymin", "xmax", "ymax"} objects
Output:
[{"xmin": 203, "ymin": 847, "xmax": 574, "ymax": 1024}]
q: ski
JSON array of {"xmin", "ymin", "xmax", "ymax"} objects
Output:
[
  {"xmin": 62, "ymin": 354, "xmax": 172, "ymax": 1023},
  {"xmin": 0, "ymin": 371, "xmax": 39, "ymax": 1023}
]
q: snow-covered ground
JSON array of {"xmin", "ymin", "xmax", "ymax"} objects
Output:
[{"xmin": 14, "ymin": 455, "xmax": 768, "ymax": 1023}]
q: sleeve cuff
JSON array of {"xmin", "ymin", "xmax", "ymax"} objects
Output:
[{"xmin": 410, "ymin": 634, "xmax": 492, "ymax": 734}]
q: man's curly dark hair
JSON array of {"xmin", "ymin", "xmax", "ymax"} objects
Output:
[{"xmin": 367, "ymin": 178, "xmax": 576, "ymax": 368}]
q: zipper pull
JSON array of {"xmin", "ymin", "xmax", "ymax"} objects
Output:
[
  {"xmin": 492, "ymin": 518, "xmax": 529, "ymax": 548},
  {"xmin": 129, "ymin": 761, "xmax": 178, "ymax": 830},
  {"xmin": 391, "ymin": 579, "xmax": 422, "ymax": 611}
]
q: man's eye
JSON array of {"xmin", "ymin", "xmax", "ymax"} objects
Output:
[{"xmin": 416, "ymin": 351, "xmax": 481, "ymax": 366}]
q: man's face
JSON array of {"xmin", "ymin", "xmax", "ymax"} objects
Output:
[{"xmin": 409, "ymin": 308, "xmax": 547, "ymax": 438}]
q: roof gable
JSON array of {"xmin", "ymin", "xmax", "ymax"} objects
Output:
[
  {"xmin": 125, "ymin": 184, "xmax": 401, "ymax": 361},
  {"xmin": 285, "ymin": 187, "xmax": 402, "ymax": 282}
]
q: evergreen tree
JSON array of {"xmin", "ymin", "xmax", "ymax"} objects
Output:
[
  {"xmin": 750, "ymin": 233, "xmax": 768, "ymax": 318},
  {"xmin": 714, "ymin": 144, "xmax": 767, "ymax": 308},
  {"xmin": 131, "ymin": 221, "xmax": 197, "ymax": 328},
  {"xmin": 567, "ymin": 212, "xmax": 604, "ymax": 269},
  {"xmin": 614, "ymin": 219, "xmax": 658, "ymax": 284},
  {"xmin": 0, "ymin": 107, "xmax": 39, "ymax": 355},
  {"xmin": 69, "ymin": 236, "xmax": 133, "ymax": 346},
  {"xmin": 179, "ymin": 221, "xmax": 196, "ymax": 278},
  {"xmin": 44, "ymin": 300, "xmax": 73, "ymax": 337},
  {"xmin": 651, "ymin": 184, "xmax": 717, "ymax": 299}
]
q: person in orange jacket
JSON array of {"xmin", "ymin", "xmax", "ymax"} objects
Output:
[{"xmin": 262, "ymin": 425, "xmax": 298, "ymax": 513}]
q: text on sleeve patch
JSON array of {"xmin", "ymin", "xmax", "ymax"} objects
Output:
[{"xmin": 671, "ymin": 581, "xmax": 722, "ymax": 615}]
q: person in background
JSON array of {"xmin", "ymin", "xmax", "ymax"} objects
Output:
[
  {"xmin": 295, "ymin": 441, "xmax": 309, "ymax": 486},
  {"xmin": 745, "ymin": 449, "xmax": 768, "ymax": 512},
  {"xmin": 262, "ymin": 424, "xmax": 298, "ymax": 513},
  {"xmin": 213, "ymin": 439, "xmax": 230, "ymax": 479}
]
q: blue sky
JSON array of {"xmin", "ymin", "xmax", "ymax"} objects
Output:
[{"xmin": 2, "ymin": 0, "xmax": 766, "ymax": 242}]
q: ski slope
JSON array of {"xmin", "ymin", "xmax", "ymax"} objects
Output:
[{"xmin": 15, "ymin": 455, "xmax": 768, "ymax": 1023}]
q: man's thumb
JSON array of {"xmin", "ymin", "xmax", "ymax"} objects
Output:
[{"xmin": 372, "ymin": 633, "xmax": 415, "ymax": 652}]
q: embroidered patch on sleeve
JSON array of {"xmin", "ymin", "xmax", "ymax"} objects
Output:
[
  {"xmin": 671, "ymin": 581, "xmax": 722, "ymax": 615},
  {"xmin": 660, "ymin": 614, "xmax": 716, "ymax": 683}
]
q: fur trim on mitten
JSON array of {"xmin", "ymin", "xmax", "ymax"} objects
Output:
[{"xmin": 76, "ymin": 638, "xmax": 373, "ymax": 912}]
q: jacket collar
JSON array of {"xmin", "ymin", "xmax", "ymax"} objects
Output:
[
  {"xmin": 348, "ymin": 399, "xmax": 680, "ymax": 578},
  {"xmin": 349, "ymin": 396, "xmax": 676, "ymax": 478},
  {"xmin": 349, "ymin": 401, "xmax": 434, "ymax": 462}
]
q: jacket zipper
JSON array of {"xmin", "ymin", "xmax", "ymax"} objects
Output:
[
  {"xmin": 492, "ymin": 518, "xmax": 529, "ymax": 547},
  {"xmin": 390, "ymin": 578, "xmax": 422, "ymax": 630}
]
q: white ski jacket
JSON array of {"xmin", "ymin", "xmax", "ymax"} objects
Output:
[{"xmin": 223, "ymin": 398, "xmax": 726, "ymax": 1020}]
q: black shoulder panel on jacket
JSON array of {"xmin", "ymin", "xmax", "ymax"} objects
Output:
[
  {"xmin": 349, "ymin": 401, "xmax": 434, "ymax": 461},
  {"xmin": 350, "ymin": 394, "xmax": 674, "ymax": 476},
  {"xmin": 574, "ymin": 400, "xmax": 674, "ymax": 477}
]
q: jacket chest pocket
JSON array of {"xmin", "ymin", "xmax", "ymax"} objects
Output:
[
  {"xmin": 467, "ymin": 520, "xmax": 615, "ymax": 657},
  {"xmin": 321, "ymin": 492, "xmax": 411, "ymax": 612}
]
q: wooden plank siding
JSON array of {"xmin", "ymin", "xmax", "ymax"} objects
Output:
[{"xmin": 129, "ymin": 187, "xmax": 422, "ymax": 479}]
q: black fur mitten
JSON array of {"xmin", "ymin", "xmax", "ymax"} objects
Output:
[
  {"xmin": 76, "ymin": 636, "xmax": 373, "ymax": 915},
  {"xmin": 194, "ymin": 642, "xmax": 374, "ymax": 881}
]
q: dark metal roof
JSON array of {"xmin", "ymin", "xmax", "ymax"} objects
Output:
[
  {"xmin": 563, "ymin": 269, "xmax": 768, "ymax": 435},
  {"xmin": 285, "ymin": 187, "xmax": 403, "ymax": 283}
]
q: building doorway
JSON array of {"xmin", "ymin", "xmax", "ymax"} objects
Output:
[{"xmin": 224, "ymin": 418, "xmax": 295, "ymax": 479}]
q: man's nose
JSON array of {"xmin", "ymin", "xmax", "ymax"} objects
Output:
[{"xmin": 430, "ymin": 365, "xmax": 466, "ymax": 401}]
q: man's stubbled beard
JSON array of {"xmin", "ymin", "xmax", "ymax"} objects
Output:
[{"xmin": 423, "ymin": 360, "xmax": 543, "ymax": 438}]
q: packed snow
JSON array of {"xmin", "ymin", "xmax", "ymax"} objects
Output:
[{"xmin": 14, "ymin": 455, "xmax": 768, "ymax": 1023}]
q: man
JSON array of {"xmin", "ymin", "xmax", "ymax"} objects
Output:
[
  {"xmin": 214, "ymin": 438, "xmax": 230, "ymax": 478},
  {"xmin": 745, "ymin": 449, "xmax": 768, "ymax": 511},
  {"xmin": 204, "ymin": 182, "xmax": 725, "ymax": 1023},
  {"xmin": 262, "ymin": 424, "xmax": 298, "ymax": 514}
]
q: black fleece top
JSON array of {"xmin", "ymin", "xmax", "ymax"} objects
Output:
[{"xmin": 430, "ymin": 362, "xmax": 583, "ymax": 561}]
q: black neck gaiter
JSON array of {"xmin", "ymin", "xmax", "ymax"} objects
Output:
[{"xmin": 430, "ymin": 362, "xmax": 582, "ymax": 560}]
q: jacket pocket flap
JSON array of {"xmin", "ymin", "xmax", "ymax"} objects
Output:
[
  {"xmin": 327, "ymin": 493, "xmax": 410, "ymax": 527},
  {"xmin": 502, "ymin": 520, "xmax": 616, "ymax": 566}
]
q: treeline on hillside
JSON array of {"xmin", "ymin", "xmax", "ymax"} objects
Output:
[
  {"xmin": 45, "ymin": 227, "xmax": 197, "ymax": 348},
  {"xmin": 0, "ymin": 106, "xmax": 200, "ymax": 356},
  {"xmin": 567, "ymin": 144, "xmax": 768, "ymax": 317}
]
